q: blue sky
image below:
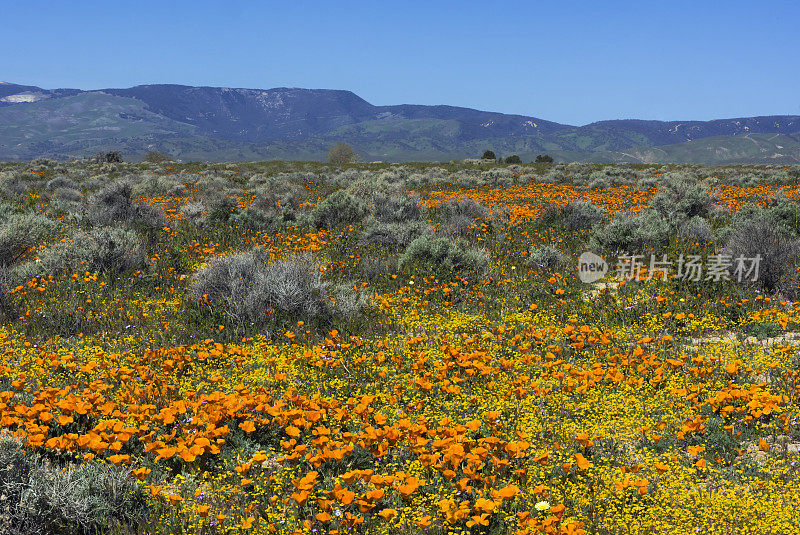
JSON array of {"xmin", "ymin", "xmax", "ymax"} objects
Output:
[{"xmin": 2, "ymin": 0, "xmax": 798, "ymax": 125}]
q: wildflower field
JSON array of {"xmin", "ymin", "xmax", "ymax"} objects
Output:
[{"xmin": 2, "ymin": 158, "xmax": 800, "ymax": 535}]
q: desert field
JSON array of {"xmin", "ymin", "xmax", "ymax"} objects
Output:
[{"xmin": 1, "ymin": 158, "xmax": 800, "ymax": 535}]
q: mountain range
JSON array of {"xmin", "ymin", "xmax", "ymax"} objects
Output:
[{"xmin": 1, "ymin": 81, "xmax": 799, "ymax": 164}]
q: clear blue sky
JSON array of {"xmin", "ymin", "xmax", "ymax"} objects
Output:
[{"xmin": 2, "ymin": 0, "xmax": 798, "ymax": 125}]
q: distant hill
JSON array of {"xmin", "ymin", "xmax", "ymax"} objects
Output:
[{"xmin": 0, "ymin": 81, "xmax": 798, "ymax": 163}]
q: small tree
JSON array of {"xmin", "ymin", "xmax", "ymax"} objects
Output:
[
  {"xmin": 104, "ymin": 151, "xmax": 123, "ymax": 163},
  {"xmin": 142, "ymin": 150, "xmax": 173, "ymax": 163},
  {"xmin": 327, "ymin": 143, "xmax": 357, "ymax": 165},
  {"xmin": 535, "ymin": 154, "xmax": 554, "ymax": 163},
  {"xmin": 481, "ymin": 150, "xmax": 496, "ymax": 160},
  {"xmin": 505, "ymin": 155, "xmax": 522, "ymax": 164}
]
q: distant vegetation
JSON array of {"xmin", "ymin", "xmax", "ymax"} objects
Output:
[{"xmin": 327, "ymin": 142, "xmax": 357, "ymax": 165}]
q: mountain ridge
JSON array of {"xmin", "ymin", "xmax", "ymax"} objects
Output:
[{"xmin": 1, "ymin": 82, "xmax": 799, "ymax": 164}]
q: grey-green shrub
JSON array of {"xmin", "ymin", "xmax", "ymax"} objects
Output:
[
  {"xmin": 399, "ymin": 235, "xmax": 488, "ymax": 275},
  {"xmin": 441, "ymin": 197, "xmax": 485, "ymax": 222},
  {"xmin": 590, "ymin": 209, "xmax": 671, "ymax": 254},
  {"xmin": 229, "ymin": 207, "xmax": 287, "ymax": 232},
  {"xmin": 650, "ymin": 179, "xmax": 714, "ymax": 226},
  {"xmin": 253, "ymin": 178, "xmax": 303, "ymax": 211},
  {"xmin": 180, "ymin": 201, "xmax": 206, "ymax": 227},
  {"xmin": 0, "ymin": 267, "xmax": 15, "ymax": 320},
  {"xmin": 0, "ymin": 434, "xmax": 149, "ymax": 535},
  {"xmin": 46, "ymin": 176, "xmax": 78, "ymax": 191},
  {"xmin": 724, "ymin": 214, "xmax": 800, "ymax": 296},
  {"xmin": 361, "ymin": 221, "xmax": 430, "ymax": 248},
  {"xmin": 190, "ymin": 250, "xmax": 366, "ymax": 329},
  {"xmin": 51, "ymin": 187, "xmax": 82, "ymax": 204},
  {"xmin": 202, "ymin": 190, "xmax": 239, "ymax": 225},
  {"xmin": 678, "ymin": 216, "xmax": 714, "ymax": 244},
  {"xmin": 536, "ymin": 203, "xmax": 563, "ymax": 228},
  {"xmin": 371, "ymin": 192, "xmax": 423, "ymax": 223},
  {"xmin": 439, "ymin": 197, "xmax": 486, "ymax": 236},
  {"xmin": 561, "ymin": 201, "xmax": 604, "ymax": 230},
  {"xmin": 310, "ymin": 190, "xmax": 368, "ymax": 229},
  {"xmin": 86, "ymin": 180, "xmax": 166, "ymax": 231},
  {"xmin": 0, "ymin": 213, "xmax": 56, "ymax": 267},
  {"xmin": 527, "ymin": 245, "xmax": 567, "ymax": 271},
  {"xmin": 18, "ymin": 227, "xmax": 147, "ymax": 278},
  {"xmin": 766, "ymin": 193, "xmax": 800, "ymax": 236}
]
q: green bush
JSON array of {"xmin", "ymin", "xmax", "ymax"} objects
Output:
[
  {"xmin": 361, "ymin": 221, "xmax": 430, "ymax": 248},
  {"xmin": 179, "ymin": 201, "xmax": 206, "ymax": 227},
  {"xmin": 51, "ymin": 187, "xmax": 82, "ymax": 204},
  {"xmin": 86, "ymin": 180, "xmax": 165, "ymax": 231},
  {"xmin": 327, "ymin": 143, "xmax": 357, "ymax": 165},
  {"xmin": 724, "ymin": 214, "xmax": 800, "ymax": 296},
  {"xmin": 590, "ymin": 209, "xmax": 671, "ymax": 254},
  {"xmin": 440, "ymin": 197, "xmax": 486, "ymax": 236},
  {"xmin": 0, "ymin": 434, "xmax": 149, "ymax": 535},
  {"xmin": 310, "ymin": 190, "xmax": 368, "ymax": 230},
  {"xmin": 650, "ymin": 178, "xmax": 713, "ymax": 227},
  {"xmin": 0, "ymin": 213, "xmax": 56, "ymax": 266},
  {"xmin": 678, "ymin": 216, "xmax": 713, "ymax": 244},
  {"xmin": 561, "ymin": 201, "xmax": 604, "ymax": 230},
  {"xmin": 536, "ymin": 203, "xmax": 563, "ymax": 228},
  {"xmin": 17, "ymin": 227, "xmax": 147, "ymax": 279},
  {"xmin": 766, "ymin": 193, "xmax": 800, "ymax": 236},
  {"xmin": 0, "ymin": 266, "xmax": 16, "ymax": 320},
  {"xmin": 371, "ymin": 192, "xmax": 424, "ymax": 223},
  {"xmin": 203, "ymin": 190, "xmax": 239, "ymax": 225},
  {"xmin": 253, "ymin": 179, "xmax": 303, "ymax": 211},
  {"xmin": 141, "ymin": 150, "xmax": 173, "ymax": 163},
  {"xmin": 399, "ymin": 235, "xmax": 488, "ymax": 275},
  {"xmin": 190, "ymin": 250, "xmax": 366, "ymax": 331},
  {"xmin": 229, "ymin": 207, "xmax": 286, "ymax": 232},
  {"xmin": 527, "ymin": 245, "xmax": 567, "ymax": 271}
]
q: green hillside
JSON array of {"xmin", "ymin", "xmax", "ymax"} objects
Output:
[{"xmin": 0, "ymin": 92, "xmax": 197, "ymax": 160}]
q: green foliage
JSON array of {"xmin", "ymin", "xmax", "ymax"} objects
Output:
[
  {"xmin": 327, "ymin": 143, "xmax": 357, "ymax": 165},
  {"xmin": 678, "ymin": 216, "xmax": 713, "ymax": 244},
  {"xmin": 370, "ymin": 192, "xmax": 424, "ymax": 223},
  {"xmin": 723, "ymin": 214, "xmax": 800, "ymax": 296},
  {"xmin": 0, "ymin": 434, "xmax": 150, "ymax": 535},
  {"xmin": 481, "ymin": 150, "xmax": 496, "ymax": 160},
  {"xmin": 399, "ymin": 235, "xmax": 488, "ymax": 275},
  {"xmin": 86, "ymin": 180, "xmax": 166, "ymax": 231},
  {"xmin": 561, "ymin": 200, "xmax": 604, "ymax": 230},
  {"xmin": 189, "ymin": 250, "xmax": 366, "ymax": 332},
  {"xmin": 527, "ymin": 245, "xmax": 567, "ymax": 271},
  {"xmin": 590, "ymin": 209, "xmax": 671, "ymax": 254},
  {"xmin": 310, "ymin": 190, "xmax": 368, "ymax": 230},
  {"xmin": 650, "ymin": 178, "xmax": 713, "ymax": 227},
  {"xmin": 17, "ymin": 226, "xmax": 147, "ymax": 279},
  {"xmin": 504, "ymin": 155, "xmax": 522, "ymax": 164},
  {"xmin": 252, "ymin": 178, "xmax": 303, "ymax": 211},
  {"xmin": 95, "ymin": 150, "xmax": 123, "ymax": 163},
  {"xmin": 742, "ymin": 320, "xmax": 783, "ymax": 340},
  {"xmin": 203, "ymin": 190, "xmax": 239, "ymax": 225},
  {"xmin": 361, "ymin": 221, "xmax": 430, "ymax": 248},
  {"xmin": 535, "ymin": 154, "xmax": 554, "ymax": 163},
  {"xmin": 229, "ymin": 207, "xmax": 286, "ymax": 232},
  {"xmin": 141, "ymin": 150, "xmax": 173, "ymax": 163},
  {"xmin": 0, "ymin": 213, "xmax": 56, "ymax": 266},
  {"xmin": 766, "ymin": 192, "xmax": 800, "ymax": 237}
]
